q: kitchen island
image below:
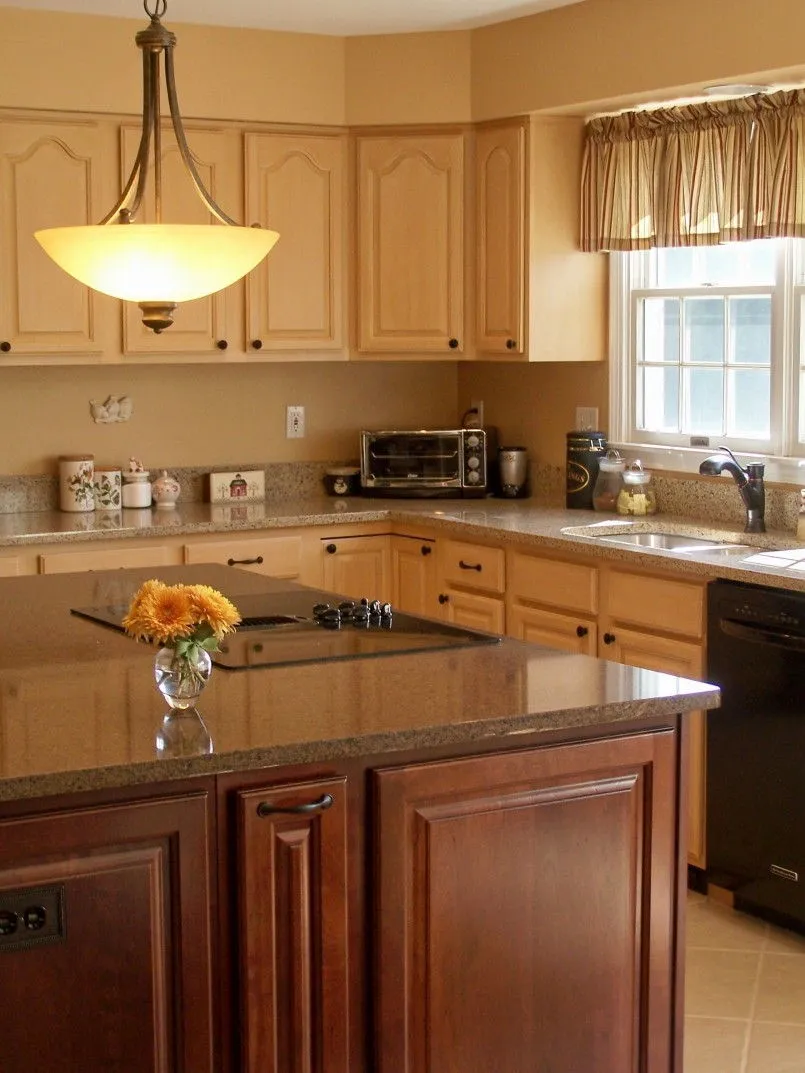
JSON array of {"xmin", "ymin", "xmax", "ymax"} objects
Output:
[{"xmin": 0, "ymin": 564, "xmax": 718, "ymax": 1073}]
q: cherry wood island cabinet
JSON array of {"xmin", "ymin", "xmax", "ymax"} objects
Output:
[{"xmin": 0, "ymin": 565, "xmax": 718, "ymax": 1073}]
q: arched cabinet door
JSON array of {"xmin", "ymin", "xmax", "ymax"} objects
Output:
[
  {"xmin": 0, "ymin": 115, "xmax": 118, "ymax": 358},
  {"xmin": 245, "ymin": 131, "xmax": 347, "ymax": 355},
  {"xmin": 356, "ymin": 132, "xmax": 465, "ymax": 354}
]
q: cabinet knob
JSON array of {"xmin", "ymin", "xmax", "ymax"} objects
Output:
[
  {"xmin": 438, "ymin": 593, "xmax": 450, "ymax": 604},
  {"xmin": 603, "ymin": 632, "xmax": 616, "ymax": 645},
  {"xmin": 251, "ymin": 339, "xmax": 263, "ymax": 350},
  {"xmin": 227, "ymin": 556, "xmax": 263, "ymax": 566},
  {"xmin": 506, "ymin": 338, "xmax": 517, "ymax": 350},
  {"xmin": 448, "ymin": 338, "xmax": 459, "ymax": 350},
  {"xmin": 216, "ymin": 339, "xmax": 228, "ymax": 351},
  {"xmin": 326, "ymin": 543, "xmax": 337, "ymax": 554},
  {"xmin": 0, "ymin": 342, "xmax": 10, "ymax": 353},
  {"xmin": 256, "ymin": 793, "xmax": 334, "ymax": 817},
  {"xmin": 576, "ymin": 625, "xmax": 589, "ymax": 638},
  {"xmin": 420, "ymin": 545, "xmax": 433, "ymax": 556}
]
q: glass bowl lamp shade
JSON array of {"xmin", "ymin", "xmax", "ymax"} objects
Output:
[{"xmin": 35, "ymin": 223, "xmax": 279, "ymax": 332}]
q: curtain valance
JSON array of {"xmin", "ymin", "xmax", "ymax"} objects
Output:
[{"xmin": 580, "ymin": 89, "xmax": 805, "ymax": 251}]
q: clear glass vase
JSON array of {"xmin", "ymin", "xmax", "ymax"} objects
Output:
[
  {"xmin": 155, "ymin": 708, "xmax": 214, "ymax": 758},
  {"xmin": 154, "ymin": 645, "xmax": 212, "ymax": 710}
]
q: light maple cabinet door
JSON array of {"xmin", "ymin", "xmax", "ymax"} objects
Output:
[
  {"xmin": 475, "ymin": 120, "xmax": 526, "ymax": 355},
  {"xmin": 184, "ymin": 531, "xmax": 317, "ymax": 582},
  {"xmin": 39, "ymin": 543, "xmax": 179, "ymax": 574},
  {"xmin": 120, "ymin": 123, "xmax": 241, "ymax": 355},
  {"xmin": 321, "ymin": 535, "xmax": 392, "ymax": 601},
  {"xmin": 0, "ymin": 114, "xmax": 118, "ymax": 359},
  {"xmin": 391, "ymin": 535, "xmax": 437, "ymax": 617},
  {"xmin": 438, "ymin": 588, "xmax": 505, "ymax": 633},
  {"xmin": 357, "ymin": 132, "xmax": 465, "ymax": 355},
  {"xmin": 508, "ymin": 603, "xmax": 597, "ymax": 655},
  {"xmin": 245, "ymin": 132, "xmax": 347, "ymax": 355}
]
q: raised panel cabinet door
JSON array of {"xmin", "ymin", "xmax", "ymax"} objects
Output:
[
  {"xmin": 120, "ymin": 124, "xmax": 240, "ymax": 354},
  {"xmin": 0, "ymin": 115, "xmax": 117, "ymax": 356},
  {"xmin": 321, "ymin": 535, "xmax": 391, "ymax": 601},
  {"xmin": 475, "ymin": 121, "xmax": 526, "ymax": 355},
  {"xmin": 184, "ymin": 533, "xmax": 306, "ymax": 579},
  {"xmin": 357, "ymin": 133, "xmax": 464, "ymax": 354},
  {"xmin": 374, "ymin": 732, "xmax": 680, "ymax": 1073},
  {"xmin": 508, "ymin": 602, "xmax": 598, "ymax": 653},
  {"xmin": 391, "ymin": 535, "xmax": 437, "ymax": 616},
  {"xmin": 235, "ymin": 776, "xmax": 350, "ymax": 1073},
  {"xmin": 0, "ymin": 791, "xmax": 214, "ymax": 1073},
  {"xmin": 246, "ymin": 132, "xmax": 347, "ymax": 353},
  {"xmin": 439, "ymin": 588, "xmax": 504, "ymax": 633}
]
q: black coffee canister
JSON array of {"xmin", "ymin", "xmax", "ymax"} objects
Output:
[{"xmin": 566, "ymin": 431, "xmax": 607, "ymax": 509}]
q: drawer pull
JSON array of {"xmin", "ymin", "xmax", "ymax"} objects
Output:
[
  {"xmin": 438, "ymin": 593, "xmax": 450, "ymax": 604},
  {"xmin": 448, "ymin": 338, "xmax": 459, "ymax": 349},
  {"xmin": 576, "ymin": 625, "xmax": 589, "ymax": 638},
  {"xmin": 251, "ymin": 339, "xmax": 263, "ymax": 350},
  {"xmin": 420, "ymin": 545, "xmax": 433, "ymax": 556},
  {"xmin": 216, "ymin": 339, "xmax": 228, "ymax": 351},
  {"xmin": 458, "ymin": 560, "xmax": 482, "ymax": 572},
  {"xmin": 506, "ymin": 338, "xmax": 517, "ymax": 350},
  {"xmin": 326, "ymin": 543, "xmax": 337, "ymax": 554},
  {"xmin": 603, "ymin": 632, "xmax": 616, "ymax": 645},
  {"xmin": 227, "ymin": 556, "xmax": 264, "ymax": 566},
  {"xmin": 0, "ymin": 342, "xmax": 10, "ymax": 353},
  {"xmin": 257, "ymin": 793, "xmax": 334, "ymax": 818}
]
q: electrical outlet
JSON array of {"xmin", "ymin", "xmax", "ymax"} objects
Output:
[
  {"xmin": 469, "ymin": 399, "xmax": 485, "ymax": 427},
  {"xmin": 575, "ymin": 406, "xmax": 599, "ymax": 431},
  {"xmin": 286, "ymin": 405, "xmax": 305, "ymax": 439}
]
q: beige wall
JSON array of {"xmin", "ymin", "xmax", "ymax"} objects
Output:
[{"xmin": 2, "ymin": 363, "xmax": 458, "ymax": 475}]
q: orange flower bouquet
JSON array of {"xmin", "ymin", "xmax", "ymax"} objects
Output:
[{"xmin": 123, "ymin": 579, "xmax": 241, "ymax": 708}]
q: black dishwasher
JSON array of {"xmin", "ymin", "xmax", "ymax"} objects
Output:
[{"xmin": 707, "ymin": 579, "xmax": 805, "ymax": 932}]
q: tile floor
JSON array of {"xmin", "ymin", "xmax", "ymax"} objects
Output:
[{"xmin": 685, "ymin": 891, "xmax": 805, "ymax": 1072}]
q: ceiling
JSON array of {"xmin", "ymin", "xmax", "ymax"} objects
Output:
[{"xmin": 6, "ymin": 0, "xmax": 586, "ymax": 36}]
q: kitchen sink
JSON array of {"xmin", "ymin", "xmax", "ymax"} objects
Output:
[{"xmin": 593, "ymin": 532, "xmax": 752, "ymax": 555}]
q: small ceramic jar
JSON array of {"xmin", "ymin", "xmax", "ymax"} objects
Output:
[
  {"xmin": 92, "ymin": 466, "xmax": 122, "ymax": 511},
  {"xmin": 152, "ymin": 470, "xmax": 181, "ymax": 509},
  {"xmin": 59, "ymin": 455, "xmax": 95, "ymax": 512},
  {"xmin": 122, "ymin": 469, "xmax": 152, "ymax": 508}
]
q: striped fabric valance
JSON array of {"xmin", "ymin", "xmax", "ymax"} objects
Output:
[{"xmin": 580, "ymin": 89, "xmax": 805, "ymax": 252}]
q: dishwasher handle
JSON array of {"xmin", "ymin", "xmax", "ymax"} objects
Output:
[{"xmin": 720, "ymin": 616, "xmax": 805, "ymax": 652}]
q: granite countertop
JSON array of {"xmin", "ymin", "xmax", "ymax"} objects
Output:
[
  {"xmin": 0, "ymin": 564, "xmax": 718, "ymax": 804},
  {"xmin": 4, "ymin": 494, "xmax": 805, "ymax": 592}
]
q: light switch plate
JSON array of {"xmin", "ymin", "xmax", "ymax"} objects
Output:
[
  {"xmin": 209, "ymin": 470, "xmax": 265, "ymax": 503},
  {"xmin": 575, "ymin": 406, "xmax": 599, "ymax": 431}
]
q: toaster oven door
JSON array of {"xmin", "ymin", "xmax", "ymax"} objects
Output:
[{"xmin": 364, "ymin": 433, "xmax": 462, "ymax": 485}]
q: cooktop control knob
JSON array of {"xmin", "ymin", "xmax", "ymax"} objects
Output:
[{"xmin": 313, "ymin": 598, "xmax": 393, "ymax": 629}]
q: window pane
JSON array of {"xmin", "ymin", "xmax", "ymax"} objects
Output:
[
  {"xmin": 685, "ymin": 298, "xmax": 724, "ymax": 364},
  {"xmin": 683, "ymin": 367, "xmax": 723, "ymax": 433},
  {"xmin": 656, "ymin": 241, "xmax": 778, "ymax": 287},
  {"xmin": 730, "ymin": 296, "xmax": 771, "ymax": 365},
  {"xmin": 727, "ymin": 369, "xmax": 770, "ymax": 437},
  {"xmin": 640, "ymin": 298, "xmax": 679, "ymax": 363},
  {"xmin": 640, "ymin": 365, "xmax": 680, "ymax": 432}
]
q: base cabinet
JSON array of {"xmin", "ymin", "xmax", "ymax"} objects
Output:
[{"xmin": 374, "ymin": 732, "xmax": 681, "ymax": 1073}]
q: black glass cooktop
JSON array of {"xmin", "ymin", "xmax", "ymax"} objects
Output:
[{"xmin": 71, "ymin": 589, "xmax": 501, "ymax": 669}]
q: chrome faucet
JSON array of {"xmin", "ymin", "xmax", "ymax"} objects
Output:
[{"xmin": 698, "ymin": 446, "xmax": 766, "ymax": 533}]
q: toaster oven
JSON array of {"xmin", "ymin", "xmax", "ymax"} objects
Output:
[{"xmin": 360, "ymin": 429, "xmax": 492, "ymax": 497}]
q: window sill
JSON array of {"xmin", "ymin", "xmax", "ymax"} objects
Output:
[{"xmin": 610, "ymin": 442, "xmax": 805, "ymax": 488}]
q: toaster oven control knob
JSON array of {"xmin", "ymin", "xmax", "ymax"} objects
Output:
[
  {"xmin": 467, "ymin": 470, "xmax": 481, "ymax": 484},
  {"xmin": 466, "ymin": 433, "xmax": 480, "ymax": 448},
  {"xmin": 467, "ymin": 456, "xmax": 480, "ymax": 469}
]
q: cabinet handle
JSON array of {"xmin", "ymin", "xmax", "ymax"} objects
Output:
[
  {"xmin": 458, "ymin": 560, "xmax": 482, "ymax": 572},
  {"xmin": 216, "ymin": 339, "xmax": 228, "ymax": 351},
  {"xmin": 251, "ymin": 339, "xmax": 263, "ymax": 350},
  {"xmin": 420, "ymin": 545, "xmax": 433, "ymax": 556},
  {"xmin": 326, "ymin": 543, "xmax": 337, "ymax": 554},
  {"xmin": 603, "ymin": 632, "xmax": 616, "ymax": 645},
  {"xmin": 438, "ymin": 593, "xmax": 450, "ymax": 604},
  {"xmin": 576, "ymin": 625, "xmax": 589, "ymax": 638},
  {"xmin": 227, "ymin": 555, "xmax": 264, "ymax": 566},
  {"xmin": 256, "ymin": 793, "xmax": 334, "ymax": 818},
  {"xmin": 448, "ymin": 338, "xmax": 459, "ymax": 350},
  {"xmin": 506, "ymin": 338, "xmax": 517, "ymax": 350},
  {"xmin": 0, "ymin": 342, "xmax": 10, "ymax": 353}
]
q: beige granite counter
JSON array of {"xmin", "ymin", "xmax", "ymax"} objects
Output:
[
  {"xmin": 0, "ymin": 564, "xmax": 717, "ymax": 804},
  {"xmin": 4, "ymin": 495, "xmax": 805, "ymax": 593}
]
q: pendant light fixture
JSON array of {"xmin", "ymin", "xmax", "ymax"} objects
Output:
[{"xmin": 35, "ymin": 0, "xmax": 279, "ymax": 333}]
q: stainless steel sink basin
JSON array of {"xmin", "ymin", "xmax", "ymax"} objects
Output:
[{"xmin": 596, "ymin": 532, "xmax": 751, "ymax": 555}]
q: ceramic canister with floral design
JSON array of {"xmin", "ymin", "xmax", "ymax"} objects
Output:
[
  {"xmin": 59, "ymin": 454, "xmax": 95, "ymax": 512},
  {"xmin": 92, "ymin": 466, "xmax": 122, "ymax": 511}
]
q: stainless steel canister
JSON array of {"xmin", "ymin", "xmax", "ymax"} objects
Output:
[{"xmin": 498, "ymin": 446, "xmax": 529, "ymax": 498}]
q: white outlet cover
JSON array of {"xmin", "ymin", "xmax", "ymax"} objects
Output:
[{"xmin": 286, "ymin": 405, "xmax": 305, "ymax": 438}]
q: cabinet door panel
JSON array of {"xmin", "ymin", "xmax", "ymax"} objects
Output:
[
  {"xmin": 236, "ymin": 776, "xmax": 349, "ymax": 1073},
  {"xmin": 0, "ymin": 792, "xmax": 213, "ymax": 1073},
  {"xmin": 605, "ymin": 569, "xmax": 704, "ymax": 639},
  {"xmin": 246, "ymin": 133, "xmax": 346, "ymax": 352},
  {"xmin": 391, "ymin": 535, "xmax": 437, "ymax": 617},
  {"xmin": 509, "ymin": 550, "xmax": 597, "ymax": 614},
  {"xmin": 508, "ymin": 602, "xmax": 597, "ymax": 654},
  {"xmin": 441, "ymin": 589, "xmax": 504, "ymax": 633},
  {"xmin": 358, "ymin": 134, "xmax": 464, "ymax": 353},
  {"xmin": 322, "ymin": 535, "xmax": 391, "ymax": 600},
  {"xmin": 0, "ymin": 116, "xmax": 116, "ymax": 355},
  {"xmin": 375, "ymin": 733, "xmax": 679, "ymax": 1073},
  {"xmin": 184, "ymin": 533, "xmax": 306, "ymax": 578}
]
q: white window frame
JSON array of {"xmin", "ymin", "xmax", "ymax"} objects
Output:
[{"xmin": 610, "ymin": 243, "xmax": 805, "ymax": 479}]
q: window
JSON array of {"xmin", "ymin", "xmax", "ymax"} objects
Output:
[{"xmin": 612, "ymin": 239, "xmax": 805, "ymax": 460}]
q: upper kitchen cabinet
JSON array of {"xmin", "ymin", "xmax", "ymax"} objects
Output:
[
  {"xmin": 356, "ymin": 131, "xmax": 465, "ymax": 356},
  {"xmin": 475, "ymin": 116, "xmax": 608, "ymax": 363},
  {"xmin": 120, "ymin": 123, "xmax": 242, "ymax": 357},
  {"xmin": 245, "ymin": 132, "xmax": 348, "ymax": 357},
  {"xmin": 0, "ymin": 113, "xmax": 118, "ymax": 361}
]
